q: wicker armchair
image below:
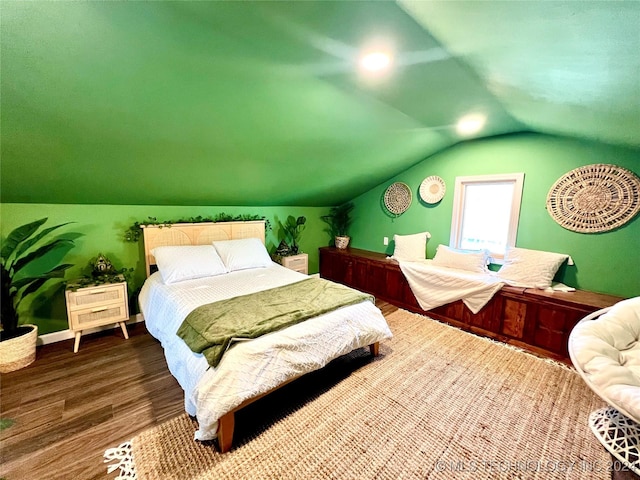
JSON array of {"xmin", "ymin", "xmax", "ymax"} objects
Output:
[{"xmin": 569, "ymin": 297, "xmax": 640, "ymax": 473}]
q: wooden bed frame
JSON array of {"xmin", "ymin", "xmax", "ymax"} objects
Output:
[{"xmin": 141, "ymin": 221, "xmax": 379, "ymax": 452}]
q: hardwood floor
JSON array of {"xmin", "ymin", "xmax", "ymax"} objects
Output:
[
  {"xmin": 1, "ymin": 300, "xmax": 633, "ymax": 479},
  {"xmin": 0, "ymin": 301, "xmax": 398, "ymax": 480},
  {"xmin": 0, "ymin": 323, "xmax": 185, "ymax": 480}
]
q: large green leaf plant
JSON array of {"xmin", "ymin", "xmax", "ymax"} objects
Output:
[{"xmin": 1, "ymin": 218, "xmax": 74, "ymax": 340}]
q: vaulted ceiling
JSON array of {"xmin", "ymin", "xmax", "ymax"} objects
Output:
[{"xmin": 1, "ymin": 1, "xmax": 638, "ymax": 206}]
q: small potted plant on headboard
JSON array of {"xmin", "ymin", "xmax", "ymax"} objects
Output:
[
  {"xmin": 320, "ymin": 202, "xmax": 354, "ymax": 249},
  {"xmin": 1, "ymin": 218, "xmax": 74, "ymax": 372}
]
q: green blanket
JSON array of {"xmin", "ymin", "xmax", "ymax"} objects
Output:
[{"xmin": 177, "ymin": 277, "xmax": 374, "ymax": 368}]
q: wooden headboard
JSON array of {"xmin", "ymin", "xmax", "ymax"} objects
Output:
[{"xmin": 141, "ymin": 221, "xmax": 266, "ymax": 277}]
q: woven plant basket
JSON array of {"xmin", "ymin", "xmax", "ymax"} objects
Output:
[
  {"xmin": 0, "ymin": 324, "xmax": 38, "ymax": 373},
  {"xmin": 335, "ymin": 236, "xmax": 350, "ymax": 250}
]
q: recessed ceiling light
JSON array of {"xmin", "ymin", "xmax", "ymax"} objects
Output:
[
  {"xmin": 360, "ymin": 51, "xmax": 391, "ymax": 72},
  {"xmin": 456, "ymin": 114, "xmax": 486, "ymax": 135}
]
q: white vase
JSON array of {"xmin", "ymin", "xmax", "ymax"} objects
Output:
[{"xmin": 335, "ymin": 236, "xmax": 350, "ymax": 249}]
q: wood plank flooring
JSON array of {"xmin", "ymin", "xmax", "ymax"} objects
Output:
[
  {"xmin": 0, "ymin": 322, "xmax": 185, "ymax": 480},
  {"xmin": 1, "ymin": 301, "xmax": 631, "ymax": 479},
  {"xmin": 0, "ymin": 301, "xmax": 399, "ymax": 480}
]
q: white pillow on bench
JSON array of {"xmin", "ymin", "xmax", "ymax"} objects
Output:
[
  {"xmin": 392, "ymin": 232, "xmax": 431, "ymax": 261},
  {"xmin": 498, "ymin": 246, "xmax": 569, "ymax": 289},
  {"xmin": 431, "ymin": 244, "xmax": 489, "ymax": 274}
]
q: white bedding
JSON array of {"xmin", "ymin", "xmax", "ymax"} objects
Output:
[
  {"xmin": 398, "ymin": 260, "xmax": 504, "ymax": 314},
  {"xmin": 138, "ymin": 262, "xmax": 392, "ymax": 440}
]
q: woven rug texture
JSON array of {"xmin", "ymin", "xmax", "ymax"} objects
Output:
[{"xmin": 131, "ymin": 309, "xmax": 609, "ymax": 479}]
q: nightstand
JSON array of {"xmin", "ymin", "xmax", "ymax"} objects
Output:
[
  {"xmin": 279, "ymin": 253, "xmax": 308, "ymax": 275},
  {"xmin": 65, "ymin": 279, "xmax": 129, "ymax": 353}
]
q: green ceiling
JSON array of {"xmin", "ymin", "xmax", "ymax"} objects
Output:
[{"xmin": 1, "ymin": 1, "xmax": 638, "ymax": 206}]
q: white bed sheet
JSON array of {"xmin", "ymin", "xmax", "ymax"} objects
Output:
[{"xmin": 138, "ymin": 262, "xmax": 392, "ymax": 440}]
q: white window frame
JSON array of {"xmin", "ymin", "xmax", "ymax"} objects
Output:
[{"xmin": 449, "ymin": 173, "xmax": 525, "ymax": 262}]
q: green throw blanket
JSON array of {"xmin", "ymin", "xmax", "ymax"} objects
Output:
[{"xmin": 177, "ymin": 277, "xmax": 374, "ymax": 368}]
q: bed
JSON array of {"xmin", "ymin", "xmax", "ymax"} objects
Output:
[{"xmin": 137, "ymin": 221, "xmax": 393, "ymax": 452}]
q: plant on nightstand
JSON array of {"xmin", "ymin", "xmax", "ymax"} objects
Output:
[
  {"xmin": 320, "ymin": 202, "xmax": 354, "ymax": 249},
  {"xmin": 68, "ymin": 253, "xmax": 133, "ymax": 291},
  {"xmin": 280, "ymin": 216, "xmax": 306, "ymax": 254},
  {"xmin": 1, "ymin": 218, "xmax": 74, "ymax": 372}
]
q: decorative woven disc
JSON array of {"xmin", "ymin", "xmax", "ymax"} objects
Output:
[
  {"xmin": 384, "ymin": 182, "xmax": 412, "ymax": 215},
  {"xmin": 546, "ymin": 164, "xmax": 640, "ymax": 233},
  {"xmin": 419, "ymin": 176, "xmax": 446, "ymax": 204}
]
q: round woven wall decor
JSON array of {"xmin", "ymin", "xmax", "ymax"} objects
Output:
[
  {"xmin": 546, "ymin": 164, "xmax": 640, "ymax": 233},
  {"xmin": 384, "ymin": 182, "xmax": 412, "ymax": 216},
  {"xmin": 419, "ymin": 176, "xmax": 446, "ymax": 204}
]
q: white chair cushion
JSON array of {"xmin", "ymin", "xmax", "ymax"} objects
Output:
[{"xmin": 569, "ymin": 297, "xmax": 640, "ymax": 422}]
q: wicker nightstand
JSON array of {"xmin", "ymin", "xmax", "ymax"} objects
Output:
[
  {"xmin": 279, "ymin": 253, "xmax": 308, "ymax": 275},
  {"xmin": 65, "ymin": 279, "xmax": 129, "ymax": 353}
]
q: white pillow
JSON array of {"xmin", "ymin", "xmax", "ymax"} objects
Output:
[
  {"xmin": 392, "ymin": 232, "xmax": 430, "ymax": 261},
  {"xmin": 431, "ymin": 244, "xmax": 488, "ymax": 274},
  {"xmin": 497, "ymin": 246, "xmax": 569, "ymax": 289},
  {"xmin": 152, "ymin": 245, "xmax": 228, "ymax": 284},
  {"xmin": 213, "ymin": 238, "xmax": 272, "ymax": 272}
]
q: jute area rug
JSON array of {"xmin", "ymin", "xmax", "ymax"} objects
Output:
[{"xmin": 125, "ymin": 309, "xmax": 610, "ymax": 479}]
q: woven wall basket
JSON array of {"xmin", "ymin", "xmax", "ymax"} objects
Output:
[
  {"xmin": 546, "ymin": 164, "xmax": 640, "ymax": 233},
  {"xmin": 383, "ymin": 182, "xmax": 412, "ymax": 216}
]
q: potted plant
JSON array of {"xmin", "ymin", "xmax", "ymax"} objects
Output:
[
  {"xmin": 320, "ymin": 202, "xmax": 354, "ymax": 249},
  {"xmin": 1, "ymin": 218, "xmax": 74, "ymax": 373},
  {"xmin": 281, "ymin": 215, "xmax": 306, "ymax": 254}
]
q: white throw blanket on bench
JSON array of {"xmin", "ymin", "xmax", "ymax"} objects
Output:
[{"xmin": 398, "ymin": 260, "xmax": 504, "ymax": 314}]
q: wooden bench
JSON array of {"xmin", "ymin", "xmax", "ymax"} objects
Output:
[{"xmin": 319, "ymin": 247, "xmax": 625, "ymax": 362}]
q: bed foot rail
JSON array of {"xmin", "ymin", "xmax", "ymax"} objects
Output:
[{"xmin": 216, "ymin": 342, "xmax": 380, "ymax": 452}]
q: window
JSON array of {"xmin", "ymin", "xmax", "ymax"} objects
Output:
[{"xmin": 449, "ymin": 173, "xmax": 525, "ymax": 260}]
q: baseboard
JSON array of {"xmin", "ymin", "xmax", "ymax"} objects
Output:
[{"xmin": 37, "ymin": 313, "xmax": 145, "ymax": 346}]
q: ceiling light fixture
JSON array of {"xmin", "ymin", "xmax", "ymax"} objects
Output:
[
  {"xmin": 360, "ymin": 51, "xmax": 391, "ymax": 72},
  {"xmin": 456, "ymin": 114, "xmax": 486, "ymax": 136}
]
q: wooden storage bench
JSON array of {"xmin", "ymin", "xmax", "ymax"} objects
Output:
[{"xmin": 319, "ymin": 247, "xmax": 624, "ymax": 362}]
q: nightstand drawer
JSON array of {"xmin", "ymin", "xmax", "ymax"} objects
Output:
[
  {"xmin": 69, "ymin": 303, "xmax": 129, "ymax": 329},
  {"xmin": 65, "ymin": 278, "xmax": 130, "ymax": 352},
  {"xmin": 281, "ymin": 254, "xmax": 308, "ymax": 275},
  {"xmin": 65, "ymin": 282, "xmax": 127, "ymax": 311},
  {"xmin": 284, "ymin": 257, "xmax": 306, "ymax": 268}
]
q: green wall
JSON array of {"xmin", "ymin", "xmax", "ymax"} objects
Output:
[
  {"xmin": 3, "ymin": 133, "xmax": 639, "ymax": 335},
  {"xmin": 349, "ymin": 133, "xmax": 640, "ymax": 298},
  {"xmin": 1, "ymin": 203, "xmax": 330, "ymax": 334}
]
